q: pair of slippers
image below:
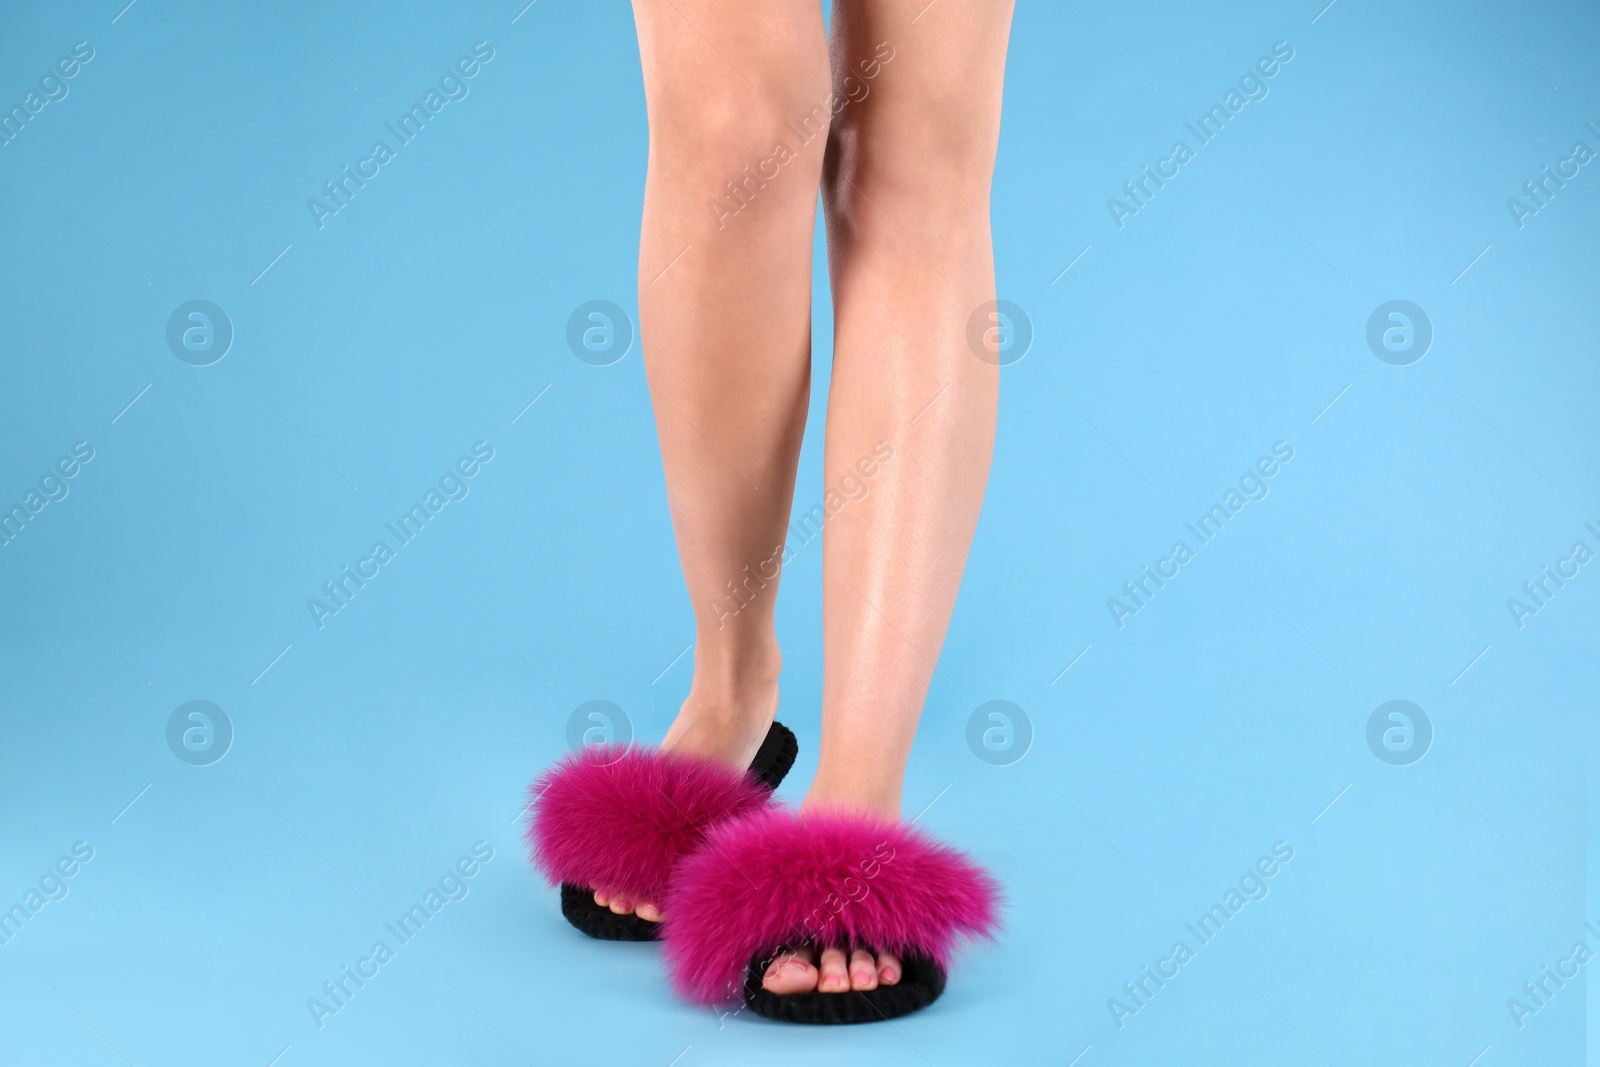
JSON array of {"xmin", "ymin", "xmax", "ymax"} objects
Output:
[{"xmin": 526, "ymin": 721, "xmax": 1000, "ymax": 1024}]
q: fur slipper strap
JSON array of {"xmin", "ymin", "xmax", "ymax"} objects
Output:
[
  {"xmin": 526, "ymin": 746, "xmax": 771, "ymax": 904},
  {"xmin": 661, "ymin": 807, "xmax": 1001, "ymax": 1004}
]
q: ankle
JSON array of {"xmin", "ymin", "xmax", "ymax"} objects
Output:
[
  {"xmin": 661, "ymin": 685, "xmax": 779, "ymax": 771},
  {"xmin": 802, "ymin": 769, "xmax": 902, "ymax": 821},
  {"xmin": 675, "ymin": 684, "xmax": 778, "ymax": 734},
  {"xmin": 660, "ymin": 640, "xmax": 782, "ymax": 766},
  {"xmin": 685, "ymin": 634, "xmax": 782, "ymax": 718}
]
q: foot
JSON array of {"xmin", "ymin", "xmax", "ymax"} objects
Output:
[
  {"xmin": 759, "ymin": 781, "xmax": 903, "ymax": 995},
  {"xmin": 591, "ymin": 886, "xmax": 664, "ymax": 923},
  {"xmin": 594, "ymin": 664, "xmax": 780, "ymax": 925},
  {"xmin": 761, "ymin": 945, "xmax": 903, "ymax": 994}
]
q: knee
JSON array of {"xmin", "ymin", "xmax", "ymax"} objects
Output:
[
  {"xmin": 645, "ymin": 75, "xmax": 831, "ymax": 193},
  {"xmin": 823, "ymin": 93, "xmax": 1001, "ymax": 215}
]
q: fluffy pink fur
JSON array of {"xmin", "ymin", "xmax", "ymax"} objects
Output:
[
  {"xmin": 526, "ymin": 746, "xmax": 770, "ymax": 902},
  {"xmin": 662, "ymin": 807, "xmax": 1001, "ymax": 1003}
]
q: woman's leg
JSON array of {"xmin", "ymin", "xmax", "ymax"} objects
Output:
[
  {"xmin": 762, "ymin": 0, "xmax": 1015, "ymax": 994},
  {"xmin": 610, "ymin": 0, "xmax": 830, "ymax": 922}
]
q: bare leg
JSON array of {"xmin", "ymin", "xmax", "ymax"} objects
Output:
[
  {"xmin": 605, "ymin": 0, "xmax": 830, "ymax": 923},
  {"xmin": 762, "ymin": 0, "xmax": 1015, "ymax": 995}
]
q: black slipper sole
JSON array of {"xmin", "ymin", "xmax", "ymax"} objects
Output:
[
  {"xmin": 742, "ymin": 952, "xmax": 946, "ymax": 1024},
  {"xmin": 560, "ymin": 720, "xmax": 798, "ymax": 942}
]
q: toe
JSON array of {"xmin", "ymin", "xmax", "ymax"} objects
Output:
[
  {"xmin": 592, "ymin": 889, "xmax": 611, "ymax": 907},
  {"xmin": 848, "ymin": 948, "xmax": 879, "ymax": 991},
  {"xmin": 607, "ymin": 895, "xmax": 634, "ymax": 914},
  {"xmin": 817, "ymin": 946, "xmax": 850, "ymax": 993},
  {"xmin": 877, "ymin": 951, "xmax": 902, "ymax": 986},
  {"xmin": 634, "ymin": 901, "xmax": 662, "ymax": 923},
  {"xmin": 761, "ymin": 947, "xmax": 818, "ymax": 995}
]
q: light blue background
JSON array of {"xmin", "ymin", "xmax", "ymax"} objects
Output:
[{"xmin": 1, "ymin": 1, "xmax": 1596, "ymax": 1064}]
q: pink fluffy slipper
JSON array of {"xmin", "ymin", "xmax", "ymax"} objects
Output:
[
  {"xmin": 661, "ymin": 806, "xmax": 1001, "ymax": 1023},
  {"xmin": 525, "ymin": 721, "xmax": 796, "ymax": 941}
]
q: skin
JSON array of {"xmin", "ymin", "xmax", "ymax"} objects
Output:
[{"xmin": 601, "ymin": 0, "xmax": 1015, "ymax": 996}]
